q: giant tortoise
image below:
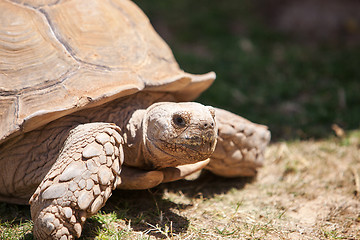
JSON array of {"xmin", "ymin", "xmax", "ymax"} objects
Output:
[{"xmin": 0, "ymin": 0, "xmax": 270, "ymax": 239}]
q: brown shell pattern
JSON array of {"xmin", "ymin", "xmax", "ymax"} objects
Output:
[{"xmin": 0, "ymin": 0, "xmax": 215, "ymax": 143}]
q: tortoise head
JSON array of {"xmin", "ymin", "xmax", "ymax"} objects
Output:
[{"xmin": 142, "ymin": 102, "xmax": 217, "ymax": 169}]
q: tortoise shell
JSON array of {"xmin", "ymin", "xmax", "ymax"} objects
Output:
[{"xmin": 0, "ymin": 0, "xmax": 215, "ymax": 143}]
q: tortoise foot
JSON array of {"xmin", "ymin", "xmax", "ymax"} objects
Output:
[
  {"xmin": 32, "ymin": 204, "xmax": 83, "ymax": 240},
  {"xmin": 30, "ymin": 123, "xmax": 123, "ymax": 239}
]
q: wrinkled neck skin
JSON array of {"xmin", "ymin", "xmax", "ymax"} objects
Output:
[{"xmin": 121, "ymin": 109, "xmax": 148, "ymax": 168}]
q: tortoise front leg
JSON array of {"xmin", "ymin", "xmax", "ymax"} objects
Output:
[
  {"xmin": 30, "ymin": 123, "xmax": 123, "ymax": 240},
  {"xmin": 206, "ymin": 108, "xmax": 271, "ymax": 177}
]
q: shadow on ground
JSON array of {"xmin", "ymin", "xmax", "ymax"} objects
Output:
[
  {"xmin": 160, "ymin": 170, "xmax": 254, "ymax": 198},
  {"xmin": 86, "ymin": 171, "xmax": 253, "ymax": 238},
  {"xmin": 0, "ymin": 172, "xmax": 255, "ymax": 239}
]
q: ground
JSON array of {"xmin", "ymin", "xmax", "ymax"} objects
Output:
[{"xmin": 1, "ymin": 130, "xmax": 359, "ymax": 239}]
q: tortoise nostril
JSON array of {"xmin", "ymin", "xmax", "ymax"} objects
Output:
[{"xmin": 202, "ymin": 121, "xmax": 214, "ymax": 130}]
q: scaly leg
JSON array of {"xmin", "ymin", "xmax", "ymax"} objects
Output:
[
  {"xmin": 117, "ymin": 159, "xmax": 211, "ymax": 189},
  {"xmin": 206, "ymin": 108, "xmax": 271, "ymax": 177},
  {"xmin": 30, "ymin": 123, "xmax": 123, "ymax": 239}
]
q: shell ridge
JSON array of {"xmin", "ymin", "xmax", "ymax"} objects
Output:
[
  {"xmin": 108, "ymin": 0, "xmax": 151, "ymax": 71},
  {"xmin": 38, "ymin": 8, "xmax": 79, "ymax": 64},
  {"xmin": 38, "ymin": 5, "xmax": 128, "ymax": 72},
  {"xmin": 0, "ymin": 67, "xmax": 79, "ymax": 96}
]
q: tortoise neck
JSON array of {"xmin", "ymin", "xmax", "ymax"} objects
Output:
[
  {"xmin": 121, "ymin": 108, "xmax": 147, "ymax": 168},
  {"xmin": 116, "ymin": 92, "xmax": 176, "ymax": 169}
]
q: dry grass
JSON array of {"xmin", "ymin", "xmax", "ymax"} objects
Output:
[{"xmin": 1, "ymin": 131, "xmax": 360, "ymax": 239}]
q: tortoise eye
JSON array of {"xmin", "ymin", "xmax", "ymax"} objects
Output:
[{"xmin": 173, "ymin": 114, "xmax": 186, "ymax": 127}]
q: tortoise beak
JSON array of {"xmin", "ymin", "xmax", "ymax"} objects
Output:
[{"xmin": 175, "ymin": 127, "xmax": 217, "ymax": 156}]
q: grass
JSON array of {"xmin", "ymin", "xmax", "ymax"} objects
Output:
[
  {"xmin": 0, "ymin": 220, "xmax": 32, "ymax": 240},
  {"xmin": 1, "ymin": 0, "xmax": 360, "ymax": 239}
]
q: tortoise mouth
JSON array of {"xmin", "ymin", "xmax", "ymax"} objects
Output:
[
  {"xmin": 144, "ymin": 128, "xmax": 217, "ymax": 169},
  {"xmin": 154, "ymin": 129, "xmax": 217, "ymax": 163},
  {"xmin": 173, "ymin": 130, "xmax": 216, "ymax": 152}
]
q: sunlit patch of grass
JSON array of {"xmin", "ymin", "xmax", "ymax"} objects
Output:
[{"xmin": 0, "ymin": 220, "xmax": 33, "ymax": 240}]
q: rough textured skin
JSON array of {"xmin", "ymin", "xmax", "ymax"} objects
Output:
[
  {"xmin": 30, "ymin": 123, "xmax": 123, "ymax": 239},
  {"xmin": 206, "ymin": 108, "xmax": 271, "ymax": 177},
  {"xmin": 0, "ymin": 1, "xmax": 271, "ymax": 239}
]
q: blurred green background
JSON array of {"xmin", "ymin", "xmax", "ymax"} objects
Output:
[{"xmin": 135, "ymin": 0, "xmax": 360, "ymax": 140}]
